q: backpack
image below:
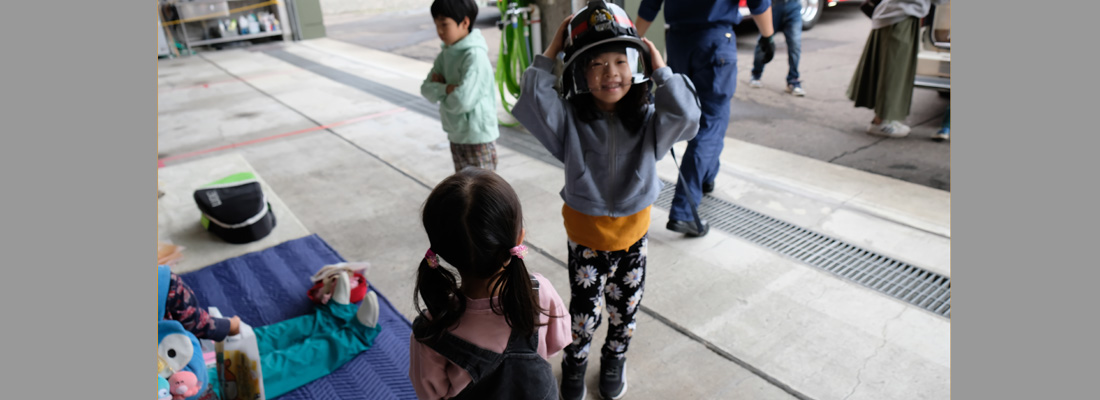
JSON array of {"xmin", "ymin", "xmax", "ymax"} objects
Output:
[{"xmin": 415, "ymin": 277, "xmax": 557, "ymax": 400}]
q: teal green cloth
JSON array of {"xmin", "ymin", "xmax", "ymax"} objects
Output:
[
  {"xmin": 207, "ymin": 368, "xmax": 220, "ymax": 399},
  {"xmin": 254, "ymin": 302, "xmax": 381, "ymax": 399},
  {"xmin": 420, "ymin": 29, "xmax": 500, "ymax": 145}
]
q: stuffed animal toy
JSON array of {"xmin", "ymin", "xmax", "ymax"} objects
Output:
[
  {"xmin": 307, "ymin": 262, "xmax": 370, "ymax": 305},
  {"xmin": 158, "ymin": 375, "xmax": 172, "ymax": 400},
  {"xmin": 158, "ymin": 265, "xmax": 208, "ymax": 400},
  {"xmin": 169, "ymin": 371, "xmax": 200, "ymax": 400}
]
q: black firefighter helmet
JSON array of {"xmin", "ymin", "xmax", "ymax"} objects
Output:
[{"xmin": 561, "ymin": 1, "xmax": 654, "ymax": 99}]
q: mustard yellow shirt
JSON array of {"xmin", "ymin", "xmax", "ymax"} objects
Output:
[{"xmin": 562, "ymin": 204, "xmax": 651, "ymax": 252}]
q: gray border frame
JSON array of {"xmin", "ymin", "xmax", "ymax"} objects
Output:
[{"xmin": 5, "ymin": 2, "xmax": 151, "ymax": 398}]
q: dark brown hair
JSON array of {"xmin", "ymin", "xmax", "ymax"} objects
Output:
[
  {"xmin": 430, "ymin": 0, "xmax": 478, "ymax": 33},
  {"xmin": 412, "ymin": 167, "xmax": 545, "ymax": 343}
]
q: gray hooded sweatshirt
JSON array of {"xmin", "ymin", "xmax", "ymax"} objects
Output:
[{"xmin": 512, "ymin": 55, "xmax": 702, "ymax": 218}]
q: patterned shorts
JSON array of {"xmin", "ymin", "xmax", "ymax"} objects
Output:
[{"xmin": 450, "ymin": 141, "xmax": 498, "ymax": 172}]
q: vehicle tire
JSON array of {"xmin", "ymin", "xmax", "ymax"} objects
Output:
[{"xmin": 801, "ymin": 0, "xmax": 823, "ymax": 31}]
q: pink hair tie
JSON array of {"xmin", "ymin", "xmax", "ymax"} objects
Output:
[
  {"xmin": 510, "ymin": 245, "xmax": 529, "ymax": 260},
  {"xmin": 424, "ymin": 249, "xmax": 440, "ymax": 269}
]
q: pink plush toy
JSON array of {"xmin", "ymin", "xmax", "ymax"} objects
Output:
[{"xmin": 168, "ymin": 371, "xmax": 200, "ymax": 400}]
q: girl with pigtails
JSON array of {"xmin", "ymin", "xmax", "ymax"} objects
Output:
[{"xmin": 408, "ymin": 167, "xmax": 571, "ymax": 400}]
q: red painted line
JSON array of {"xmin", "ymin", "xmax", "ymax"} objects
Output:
[
  {"xmin": 157, "ymin": 107, "xmax": 407, "ymax": 167},
  {"xmin": 158, "ymin": 70, "xmax": 295, "ymax": 93}
]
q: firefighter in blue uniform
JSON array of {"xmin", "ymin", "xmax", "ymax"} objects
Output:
[{"xmin": 636, "ymin": 0, "xmax": 775, "ymax": 237}]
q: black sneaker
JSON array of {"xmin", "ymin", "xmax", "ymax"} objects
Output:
[
  {"xmin": 560, "ymin": 358, "xmax": 587, "ymax": 400},
  {"xmin": 666, "ymin": 219, "xmax": 709, "ymax": 237},
  {"xmin": 702, "ymin": 181, "xmax": 715, "ymax": 194},
  {"xmin": 599, "ymin": 356, "xmax": 628, "ymax": 399}
]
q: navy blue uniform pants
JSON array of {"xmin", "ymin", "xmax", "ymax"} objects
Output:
[{"xmin": 666, "ymin": 25, "xmax": 738, "ymax": 222}]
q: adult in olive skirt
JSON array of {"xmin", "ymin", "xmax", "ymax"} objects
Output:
[{"xmin": 848, "ymin": 0, "xmax": 949, "ymax": 138}]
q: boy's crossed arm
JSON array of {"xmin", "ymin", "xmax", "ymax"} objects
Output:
[
  {"xmin": 430, "ymin": 73, "xmax": 457, "ymax": 94},
  {"xmin": 421, "ymin": 57, "xmax": 451, "ymax": 103},
  {"xmin": 439, "ymin": 53, "xmax": 487, "ymax": 114}
]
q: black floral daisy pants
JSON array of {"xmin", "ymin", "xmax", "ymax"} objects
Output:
[{"xmin": 563, "ymin": 234, "xmax": 647, "ymax": 364}]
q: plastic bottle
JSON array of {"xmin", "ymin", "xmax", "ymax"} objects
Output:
[
  {"xmin": 249, "ymin": 14, "xmax": 260, "ymax": 35},
  {"xmin": 238, "ymin": 15, "xmax": 249, "ymax": 35},
  {"xmin": 212, "ymin": 314, "xmax": 266, "ymax": 399}
]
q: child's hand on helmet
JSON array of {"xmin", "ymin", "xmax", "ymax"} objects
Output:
[
  {"xmin": 641, "ymin": 38, "xmax": 666, "ymax": 71},
  {"xmin": 544, "ymin": 15, "xmax": 573, "ymax": 58}
]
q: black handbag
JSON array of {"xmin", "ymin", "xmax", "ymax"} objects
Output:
[{"xmin": 861, "ymin": 0, "xmax": 880, "ymax": 18}]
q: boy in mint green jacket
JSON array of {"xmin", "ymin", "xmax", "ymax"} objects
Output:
[{"xmin": 421, "ymin": 0, "xmax": 500, "ymax": 172}]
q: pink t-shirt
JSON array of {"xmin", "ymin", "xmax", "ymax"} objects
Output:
[{"xmin": 408, "ymin": 273, "xmax": 571, "ymax": 399}]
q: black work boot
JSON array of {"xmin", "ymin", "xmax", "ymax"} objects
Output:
[
  {"xmin": 599, "ymin": 356, "xmax": 627, "ymax": 399},
  {"xmin": 702, "ymin": 180, "xmax": 715, "ymax": 194},
  {"xmin": 666, "ymin": 218, "xmax": 709, "ymax": 237},
  {"xmin": 560, "ymin": 358, "xmax": 587, "ymax": 400}
]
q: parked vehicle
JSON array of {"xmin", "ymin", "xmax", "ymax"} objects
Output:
[
  {"xmin": 915, "ymin": 2, "xmax": 950, "ymax": 94},
  {"xmin": 739, "ymin": 0, "xmax": 859, "ymax": 31}
]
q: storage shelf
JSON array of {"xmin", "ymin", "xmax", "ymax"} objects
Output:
[
  {"xmin": 189, "ymin": 30, "xmax": 282, "ymax": 46},
  {"xmin": 166, "ymin": 0, "xmax": 287, "ymax": 55}
]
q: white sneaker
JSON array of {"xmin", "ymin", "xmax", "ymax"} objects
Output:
[
  {"xmin": 931, "ymin": 128, "xmax": 949, "ymax": 141},
  {"xmin": 750, "ymin": 79, "xmax": 762, "ymax": 88},
  {"xmin": 786, "ymin": 84, "xmax": 805, "ymax": 97},
  {"xmin": 867, "ymin": 120, "xmax": 911, "ymax": 138}
]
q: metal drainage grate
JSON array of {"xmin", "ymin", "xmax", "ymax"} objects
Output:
[
  {"xmin": 262, "ymin": 47, "xmax": 951, "ymax": 318},
  {"xmin": 655, "ymin": 180, "xmax": 951, "ymax": 318}
]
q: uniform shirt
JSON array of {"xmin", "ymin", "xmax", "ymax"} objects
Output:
[{"xmin": 638, "ymin": 0, "xmax": 773, "ymax": 27}]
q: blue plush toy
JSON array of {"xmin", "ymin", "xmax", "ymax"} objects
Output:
[
  {"xmin": 158, "ymin": 265, "xmax": 208, "ymax": 400},
  {"xmin": 158, "ymin": 375, "xmax": 172, "ymax": 400}
]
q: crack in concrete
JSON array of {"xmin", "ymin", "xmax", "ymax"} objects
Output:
[
  {"xmin": 842, "ymin": 307, "xmax": 907, "ymax": 400},
  {"xmin": 828, "ymin": 139, "xmax": 886, "ymax": 163},
  {"xmin": 807, "ymin": 188, "xmax": 865, "ymax": 229}
]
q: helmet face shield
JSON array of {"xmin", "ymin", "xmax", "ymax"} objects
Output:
[
  {"xmin": 560, "ymin": 1, "xmax": 653, "ymax": 99},
  {"xmin": 566, "ymin": 43, "xmax": 650, "ymax": 97},
  {"xmin": 624, "ymin": 46, "xmax": 648, "ymax": 84}
]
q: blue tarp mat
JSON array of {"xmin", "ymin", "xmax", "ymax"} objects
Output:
[{"xmin": 180, "ymin": 234, "xmax": 417, "ymax": 400}]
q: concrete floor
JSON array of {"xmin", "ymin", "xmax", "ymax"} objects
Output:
[
  {"xmin": 324, "ymin": 4, "xmax": 952, "ymax": 192},
  {"xmin": 157, "ymin": 37, "xmax": 950, "ymax": 399}
]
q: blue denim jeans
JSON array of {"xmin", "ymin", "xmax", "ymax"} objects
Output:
[{"xmin": 752, "ymin": 0, "xmax": 803, "ymax": 85}]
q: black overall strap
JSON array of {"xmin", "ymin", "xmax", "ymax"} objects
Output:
[
  {"xmin": 414, "ymin": 316, "xmax": 504, "ymax": 383},
  {"xmin": 414, "ymin": 276, "xmax": 543, "ymax": 382}
]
